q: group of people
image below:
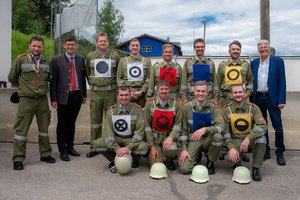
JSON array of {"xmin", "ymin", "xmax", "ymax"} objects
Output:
[{"xmin": 8, "ymin": 33, "xmax": 287, "ymax": 183}]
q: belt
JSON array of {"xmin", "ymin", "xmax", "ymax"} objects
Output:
[
  {"xmin": 69, "ymin": 90, "xmax": 80, "ymax": 94},
  {"xmin": 257, "ymin": 91, "xmax": 269, "ymax": 96},
  {"xmin": 91, "ymin": 84, "xmax": 117, "ymax": 91}
]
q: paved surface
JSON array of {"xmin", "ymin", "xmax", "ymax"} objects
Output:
[{"xmin": 1, "ymin": 142, "xmax": 300, "ymax": 200}]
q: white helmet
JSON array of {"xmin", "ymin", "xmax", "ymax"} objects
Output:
[
  {"xmin": 149, "ymin": 163, "xmax": 168, "ymax": 179},
  {"xmin": 114, "ymin": 154, "xmax": 133, "ymax": 175},
  {"xmin": 190, "ymin": 165, "xmax": 210, "ymax": 183},
  {"xmin": 232, "ymin": 166, "xmax": 251, "ymax": 184}
]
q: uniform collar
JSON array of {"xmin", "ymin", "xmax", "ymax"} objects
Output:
[
  {"xmin": 129, "ymin": 54, "xmax": 143, "ymax": 61},
  {"xmin": 116, "ymin": 102, "xmax": 133, "ymax": 114},
  {"xmin": 154, "ymin": 96, "xmax": 172, "ymax": 108}
]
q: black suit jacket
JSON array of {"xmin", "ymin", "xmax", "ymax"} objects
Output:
[{"xmin": 50, "ymin": 54, "xmax": 87, "ymax": 105}]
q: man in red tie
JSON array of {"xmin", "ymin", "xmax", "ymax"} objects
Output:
[{"xmin": 50, "ymin": 36, "xmax": 87, "ymax": 161}]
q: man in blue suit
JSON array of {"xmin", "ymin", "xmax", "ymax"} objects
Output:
[{"xmin": 250, "ymin": 40, "xmax": 286, "ymax": 166}]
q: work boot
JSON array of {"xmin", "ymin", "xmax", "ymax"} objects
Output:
[
  {"xmin": 252, "ymin": 167, "xmax": 262, "ymax": 181},
  {"xmin": 206, "ymin": 159, "xmax": 215, "ymax": 175},
  {"xmin": 109, "ymin": 162, "xmax": 117, "ymax": 173},
  {"xmin": 276, "ymin": 154, "xmax": 286, "ymax": 166},
  {"xmin": 164, "ymin": 159, "xmax": 176, "ymax": 171},
  {"xmin": 40, "ymin": 155, "xmax": 56, "ymax": 163},
  {"xmin": 86, "ymin": 151, "xmax": 99, "ymax": 158},
  {"xmin": 13, "ymin": 161, "xmax": 24, "ymax": 170},
  {"xmin": 263, "ymin": 151, "xmax": 271, "ymax": 161}
]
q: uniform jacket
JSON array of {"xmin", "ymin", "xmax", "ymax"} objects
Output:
[
  {"xmin": 250, "ymin": 55, "xmax": 286, "ymax": 107},
  {"xmin": 8, "ymin": 53, "xmax": 50, "ymax": 98},
  {"xmin": 117, "ymin": 54, "xmax": 151, "ymax": 93},
  {"xmin": 50, "ymin": 54, "xmax": 87, "ymax": 105},
  {"xmin": 180, "ymin": 99, "xmax": 224, "ymax": 150},
  {"xmin": 216, "ymin": 58, "xmax": 253, "ymax": 98},
  {"xmin": 102, "ymin": 102, "xmax": 145, "ymax": 151},
  {"xmin": 181, "ymin": 56, "xmax": 217, "ymax": 100},
  {"xmin": 144, "ymin": 97, "xmax": 182, "ymax": 146},
  {"xmin": 222, "ymin": 101, "xmax": 267, "ymax": 150}
]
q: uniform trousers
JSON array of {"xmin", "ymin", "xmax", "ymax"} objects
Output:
[
  {"xmin": 90, "ymin": 90, "xmax": 116, "ymax": 150},
  {"xmin": 226, "ymin": 137, "xmax": 266, "ymax": 168},
  {"xmin": 56, "ymin": 91, "xmax": 82, "ymax": 153},
  {"xmin": 255, "ymin": 93, "xmax": 285, "ymax": 155},
  {"xmin": 91, "ymin": 137, "xmax": 149, "ymax": 162},
  {"xmin": 179, "ymin": 133, "xmax": 223, "ymax": 174},
  {"xmin": 13, "ymin": 95, "xmax": 52, "ymax": 161}
]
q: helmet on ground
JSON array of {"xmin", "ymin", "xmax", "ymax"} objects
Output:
[
  {"xmin": 114, "ymin": 154, "xmax": 132, "ymax": 175},
  {"xmin": 149, "ymin": 163, "xmax": 168, "ymax": 179},
  {"xmin": 232, "ymin": 166, "xmax": 251, "ymax": 184},
  {"xmin": 190, "ymin": 165, "xmax": 209, "ymax": 183}
]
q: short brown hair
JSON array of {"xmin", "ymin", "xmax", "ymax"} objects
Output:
[
  {"xmin": 156, "ymin": 80, "xmax": 170, "ymax": 89},
  {"xmin": 229, "ymin": 40, "xmax": 241, "ymax": 49},
  {"xmin": 64, "ymin": 36, "xmax": 77, "ymax": 43},
  {"xmin": 96, "ymin": 33, "xmax": 108, "ymax": 42},
  {"xmin": 29, "ymin": 36, "xmax": 44, "ymax": 45},
  {"xmin": 129, "ymin": 37, "xmax": 139, "ymax": 45},
  {"xmin": 193, "ymin": 38, "xmax": 205, "ymax": 48}
]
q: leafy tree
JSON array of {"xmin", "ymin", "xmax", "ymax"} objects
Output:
[{"xmin": 97, "ymin": 0, "xmax": 125, "ymax": 48}]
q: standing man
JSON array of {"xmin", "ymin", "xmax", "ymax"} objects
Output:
[
  {"xmin": 144, "ymin": 80, "xmax": 182, "ymax": 170},
  {"xmin": 250, "ymin": 40, "xmax": 286, "ymax": 166},
  {"xmin": 216, "ymin": 40, "xmax": 253, "ymax": 107},
  {"xmin": 50, "ymin": 36, "xmax": 87, "ymax": 161},
  {"xmin": 147, "ymin": 44, "xmax": 182, "ymax": 100},
  {"xmin": 223, "ymin": 84, "xmax": 266, "ymax": 181},
  {"xmin": 181, "ymin": 38, "xmax": 217, "ymax": 102},
  {"xmin": 90, "ymin": 86, "xmax": 149, "ymax": 172},
  {"xmin": 117, "ymin": 38, "xmax": 151, "ymax": 107},
  {"xmin": 85, "ymin": 33, "xmax": 120, "ymax": 158},
  {"xmin": 8, "ymin": 36, "xmax": 55, "ymax": 170},
  {"xmin": 178, "ymin": 81, "xmax": 224, "ymax": 175}
]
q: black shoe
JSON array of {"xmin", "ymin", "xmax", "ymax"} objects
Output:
[
  {"xmin": 219, "ymin": 153, "xmax": 225, "ymax": 160},
  {"xmin": 109, "ymin": 162, "xmax": 117, "ymax": 173},
  {"xmin": 164, "ymin": 159, "xmax": 176, "ymax": 171},
  {"xmin": 13, "ymin": 161, "xmax": 24, "ymax": 170},
  {"xmin": 276, "ymin": 154, "xmax": 286, "ymax": 166},
  {"xmin": 40, "ymin": 155, "xmax": 56, "ymax": 163},
  {"xmin": 86, "ymin": 151, "xmax": 99, "ymax": 158},
  {"xmin": 242, "ymin": 154, "xmax": 250, "ymax": 162},
  {"xmin": 132, "ymin": 162, "xmax": 139, "ymax": 168},
  {"xmin": 67, "ymin": 148, "xmax": 80, "ymax": 156},
  {"xmin": 263, "ymin": 151, "xmax": 271, "ymax": 161},
  {"xmin": 206, "ymin": 160, "xmax": 215, "ymax": 175},
  {"xmin": 60, "ymin": 153, "xmax": 70, "ymax": 161},
  {"xmin": 252, "ymin": 167, "xmax": 262, "ymax": 181}
]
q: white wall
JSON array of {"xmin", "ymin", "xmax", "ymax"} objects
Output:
[
  {"xmin": 0, "ymin": 0, "xmax": 12, "ymax": 85},
  {"xmin": 150, "ymin": 56, "xmax": 300, "ymax": 92}
]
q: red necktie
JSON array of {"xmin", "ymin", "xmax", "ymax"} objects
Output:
[{"xmin": 70, "ymin": 56, "xmax": 76, "ymax": 92}]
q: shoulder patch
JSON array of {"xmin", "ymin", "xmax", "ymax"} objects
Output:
[
  {"xmin": 147, "ymin": 98, "xmax": 155, "ymax": 102},
  {"xmin": 110, "ymin": 104, "xmax": 117, "ymax": 108},
  {"xmin": 18, "ymin": 53, "xmax": 26, "ymax": 58},
  {"xmin": 223, "ymin": 103, "xmax": 231, "ymax": 108},
  {"xmin": 210, "ymin": 99, "xmax": 218, "ymax": 106},
  {"xmin": 250, "ymin": 103, "xmax": 257, "ymax": 107}
]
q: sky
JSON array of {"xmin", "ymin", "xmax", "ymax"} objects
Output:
[{"xmin": 88, "ymin": 0, "xmax": 300, "ymax": 56}]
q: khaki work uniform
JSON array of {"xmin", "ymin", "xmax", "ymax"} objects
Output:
[
  {"xmin": 8, "ymin": 53, "xmax": 52, "ymax": 161},
  {"xmin": 117, "ymin": 54, "xmax": 151, "ymax": 107},
  {"xmin": 91, "ymin": 102, "xmax": 149, "ymax": 162},
  {"xmin": 216, "ymin": 59, "xmax": 253, "ymax": 107},
  {"xmin": 147, "ymin": 61, "xmax": 182, "ymax": 99},
  {"xmin": 144, "ymin": 97, "xmax": 182, "ymax": 164},
  {"xmin": 85, "ymin": 50, "xmax": 120, "ymax": 149},
  {"xmin": 223, "ymin": 101, "xmax": 267, "ymax": 168},
  {"xmin": 179, "ymin": 99, "xmax": 224, "ymax": 174},
  {"xmin": 181, "ymin": 57, "xmax": 217, "ymax": 101}
]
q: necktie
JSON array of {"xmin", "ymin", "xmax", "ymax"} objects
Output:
[{"xmin": 70, "ymin": 56, "xmax": 76, "ymax": 92}]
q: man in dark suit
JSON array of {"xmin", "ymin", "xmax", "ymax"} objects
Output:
[
  {"xmin": 50, "ymin": 36, "xmax": 87, "ymax": 161},
  {"xmin": 250, "ymin": 39, "xmax": 286, "ymax": 166}
]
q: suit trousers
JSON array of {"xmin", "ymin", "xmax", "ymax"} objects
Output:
[
  {"xmin": 56, "ymin": 91, "xmax": 82, "ymax": 153},
  {"xmin": 255, "ymin": 93, "xmax": 285, "ymax": 154}
]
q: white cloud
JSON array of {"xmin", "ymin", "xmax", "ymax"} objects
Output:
[{"xmin": 95, "ymin": 0, "xmax": 300, "ymax": 56}]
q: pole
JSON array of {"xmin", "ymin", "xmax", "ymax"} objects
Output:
[
  {"xmin": 50, "ymin": 3, "xmax": 53, "ymax": 57},
  {"xmin": 58, "ymin": 0, "xmax": 62, "ymax": 55},
  {"xmin": 260, "ymin": 0, "xmax": 270, "ymax": 41},
  {"xmin": 202, "ymin": 20, "xmax": 207, "ymax": 41}
]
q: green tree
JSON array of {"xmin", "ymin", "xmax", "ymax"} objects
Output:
[{"xmin": 97, "ymin": 0, "xmax": 125, "ymax": 48}]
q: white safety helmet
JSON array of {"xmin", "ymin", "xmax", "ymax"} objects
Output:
[
  {"xmin": 114, "ymin": 154, "xmax": 133, "ymax": 175},
  {"xmin": 149, "ymin": 163, "xmax": 168, "ymax": 179},
  {"xmin": 190, "ymin": 165, "xmax": 210, "ymax": 183},
  {"xmin": 232, "ymin": 166, "xmax": 251, "ymax": 184}
]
